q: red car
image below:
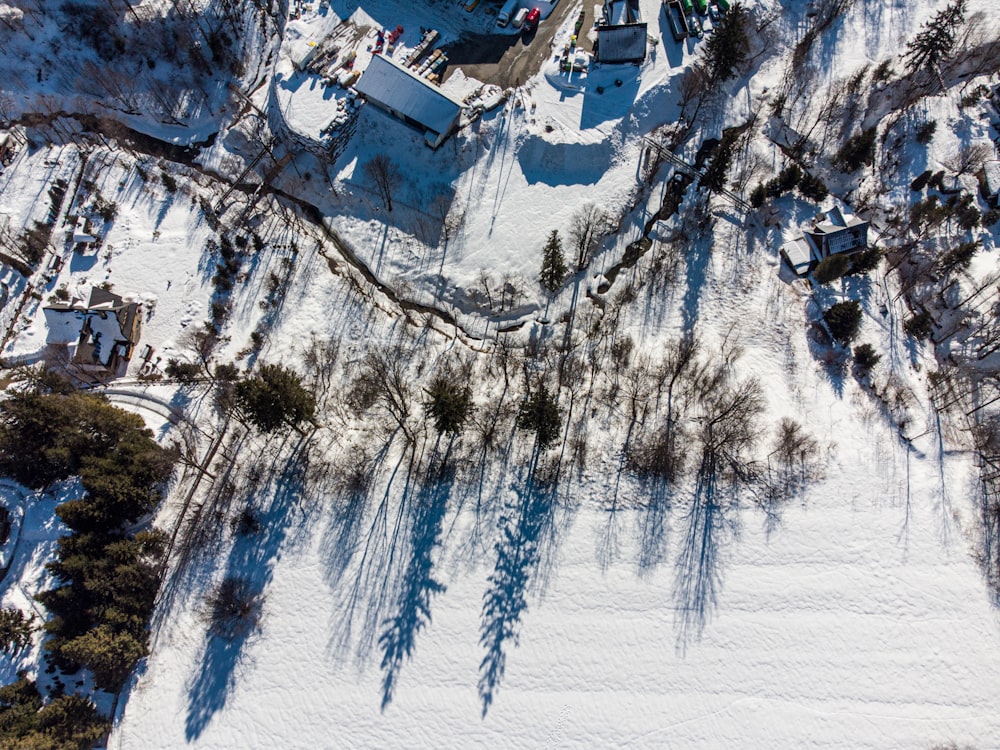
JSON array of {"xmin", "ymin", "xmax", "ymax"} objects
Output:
[{"xmin": 523, "ymin": 7, "xmax": 540, "ymax": 33}]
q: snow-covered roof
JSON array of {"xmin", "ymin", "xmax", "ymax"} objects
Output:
[
  {"xmin": 42, "ymin": 306, "xmax": 86, "ymax": 344},
  {"xmin": 982, "ymin": 160, "xmax": 1000, "ymax": 196},
  {"xmin": 73, "ymin": 215, "xmax": 95, "ymax": 244},
  {"xmin": 605, "ymin": 0, "xmax": 642, "ymax": 25},
  {"xmin": 812, "ymin": 206, "xmax": 865, "ymax": 234},
  {"xmin": 43, "ymin": 287, "xmax": 140, "ymax": 367},
  {"xmin": 781, "ymin": 237, "xmax": 813, "ymax": 275},
  {"xmin": 354, "ymin": 54, "xmax": 463, "ymax": 140},
  {"xmin": 596, "ymin": 23, "xmax": 647, "ymax": 63}
]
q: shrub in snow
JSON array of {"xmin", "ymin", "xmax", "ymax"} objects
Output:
[
  {"xmin": 771, "ymin": 417, "xmax": 819, "ymax": 476},
  {"xmin": 205, "ymin": 578, "xmax": 263, "ymax": 641},
  {"xmin": 834, "ymin": 128, "xmax": 877, "ymax": 172},
  {"xmin": 903, "ymin": 311, "xmax": 934, "ymax": 340},
  {"xmin": 812, "ymin": 254, "xmax": 850, "ymax": 285},
  {"xmin": 823, "ymin": 300, "xmax": 862, "ymax": 345},
  {"xmin": 915, "ymin": 120, "xmax": 937, "ymax": 145}
]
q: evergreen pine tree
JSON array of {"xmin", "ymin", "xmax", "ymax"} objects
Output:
[
  {"xmin": 425, "ymin": 376, "xmax": 474, "ymax": 435},
  {"xmin": 903, "ymin": 0, "xmax": 967, "ymax": 76},
  {"xmin": 517, "ymin": 385, "xmax": 562, "ymax": 449},
  {"xmin": 539, "ymin": 230, "xmax": 567, "ymax": 294},
  {"xmin": 703, "ymin": 3, "xmax": 749, "ymax": 84},
  {"xmin": 234, "ymin": 364, "xmax": 317, "ymax": 433},
  {"xmin": 0, "ymin": 608, "xmax": 35, "ymax": 654},
  {"xmin": 702, "ymin": 130, "xmax": 740, "ymax": 192},
  {"xmin": 823, "ymin": 300, "xmax": 863, "ymax": 344}
]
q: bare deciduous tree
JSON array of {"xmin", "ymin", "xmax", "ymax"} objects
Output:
[
  {"xmin": 364, "ymin": 153, "xmax": 402, "ymax": 213},
  {"xmin": 944, "ymin": 142, "xmax": 991, "ymax": 176},
  {"xmin": 349, "ymin": 344, "xmax": 418, "ymax": 444},
  {"xmin": 569, "ymin": 203, "xmax": 611, "ymax": 271}
]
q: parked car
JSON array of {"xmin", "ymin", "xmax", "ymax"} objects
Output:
[
  {"xmin": 523, "ymin": 7, "xmax": 540, "ymax": 33},
  {"xmin": 513, "ymin": 7, "xmax": 529, "ymax": 28}
]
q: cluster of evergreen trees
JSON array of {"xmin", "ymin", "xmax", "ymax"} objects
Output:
[{"xmin": 0, "ymin": 378, "xmax": 176, "ymax": 745}]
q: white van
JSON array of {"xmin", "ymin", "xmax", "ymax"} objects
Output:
[
  {"xmin": 496, "ymin": 0, "xmax": 518, "ymax": 27},
  {"xmin": 512, "ymin": 7, "xmax": 529, "ymax": 27}
]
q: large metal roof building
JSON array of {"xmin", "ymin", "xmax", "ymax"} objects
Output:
[{"xmin": 354, "ymin": 54, "xmax": 463, "ymax": 148}]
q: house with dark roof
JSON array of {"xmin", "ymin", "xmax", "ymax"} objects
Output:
[
  {"xmin": 354, "ymin": 54, "xmax": 464, "ymax": 148},
  {"xmin": 43, "ymin": 287, "xmax": 142, "ymax": 376},
  {"xmin": 594, "ymin": 0, "xmax": 647, "ymax": 64},
  {"xmin": 780, "ymin": 207, "xmax": 870, "ymax": 277}
]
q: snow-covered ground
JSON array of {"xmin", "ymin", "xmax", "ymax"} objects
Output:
[
  {"xmin": 1, "ymin": 0, "xmax": 1000, "ymax": 747},
  {"xmin": 115, "ymin": 437, "xmax": 1000, "ymax": 749}
]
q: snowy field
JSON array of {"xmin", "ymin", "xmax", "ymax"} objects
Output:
[
  {"xmin": 1, "ymin": 0, "xmax": 999, "ymax": 747},
  {"xmin": 116, "ymin": 456, "xmax": 1000, "ymax": 749}
]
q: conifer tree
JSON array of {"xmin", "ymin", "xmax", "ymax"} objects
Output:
[
  {"xmin": 904, "ymin": 0, "xmax": 967, "ymax": 77},
  {"xmin": 235, "ymin": 364, "xmax": 316, "ymax": 433},
  {"xmin": 539, "ymin": 230, "xmax": 567, "ymax": 294},
  {"xmin": 517, "ymin": 385, "xmax": 562, "ymax": 449},
  {"xmin": 703, "ymin": 3, "xmax": 749, "ymax": 84},
  {"xmin": 425, "ymin": 375, "xmax": 474, "ymax": 436}
]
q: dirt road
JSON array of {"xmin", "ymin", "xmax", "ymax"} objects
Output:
[{"xmin": 442, "ymin": 0, "xmax": 592, "ymax": 89}]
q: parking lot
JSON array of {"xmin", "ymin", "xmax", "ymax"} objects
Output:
[{"xmin": 442, "ymin": 0, "xmax": 592, "ymax": 89}]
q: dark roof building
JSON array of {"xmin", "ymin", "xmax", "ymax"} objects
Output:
[
  {"xmin": 43, "ymin": 287, "xmax": 142, "ymax": 375},
  {"xmin": 354, "ymin": 54, "xmax": 463, "ymax": 148},
  {"xmin": 595, "ymin": 0, "xmax": 647, "ymax": 64}
]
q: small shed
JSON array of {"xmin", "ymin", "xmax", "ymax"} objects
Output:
[
  {"xmin": 980, "ymin": 160, "xmax": 1000, "ymax": 208},
  {"xmin": 780, "ymin": 237, "xmax": 813, "ymax": 277},
  {"xmin": 354, "ymin": 54, "xmax": 463, "ymax": 148}
]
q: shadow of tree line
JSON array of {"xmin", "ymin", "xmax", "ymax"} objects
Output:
[
  {"xmin": 185, "ymin": 431, "xmax": 313, "ymax": 741},
  {"xmin": 477, "ymin": 450, "xmax": 559, "ymax": 717}
]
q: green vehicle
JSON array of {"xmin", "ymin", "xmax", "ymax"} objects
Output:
[
  {"xmin": 694, "ymin": 0, "xmax": 708, "ymax": 12},
  {"xmin": 716, "ymin": 0, "xmax": 730, "ymax": 10},
  {"xmin": 680, "ymin": 0, "xmax": 693, "ymax": 14}
]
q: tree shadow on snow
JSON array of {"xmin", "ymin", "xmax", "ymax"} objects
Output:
[
  {"xmin": 378, "ymin": 447, "xmax": 455, "ymax": 710},
  {"xmin": 638, "ymin": 479, "xmax": 675, "ymax": 575},
  {"xmin": 324, "ymin": 438, "xmax": 421, "ymax": 668},
  {"xmin": 681, "ymin": 236, "xmax": 711, "ymax": 335},
  {"xmin": 184, "ymin": 433, "xmax": 312, "ymax": 741},
  {"xmin": 477, "ymin": 451, "xmax": 559, "ymax": 717},
  {"xmin": 672, "ymin": 474, "xmax": 738, "ymax": 655}
]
